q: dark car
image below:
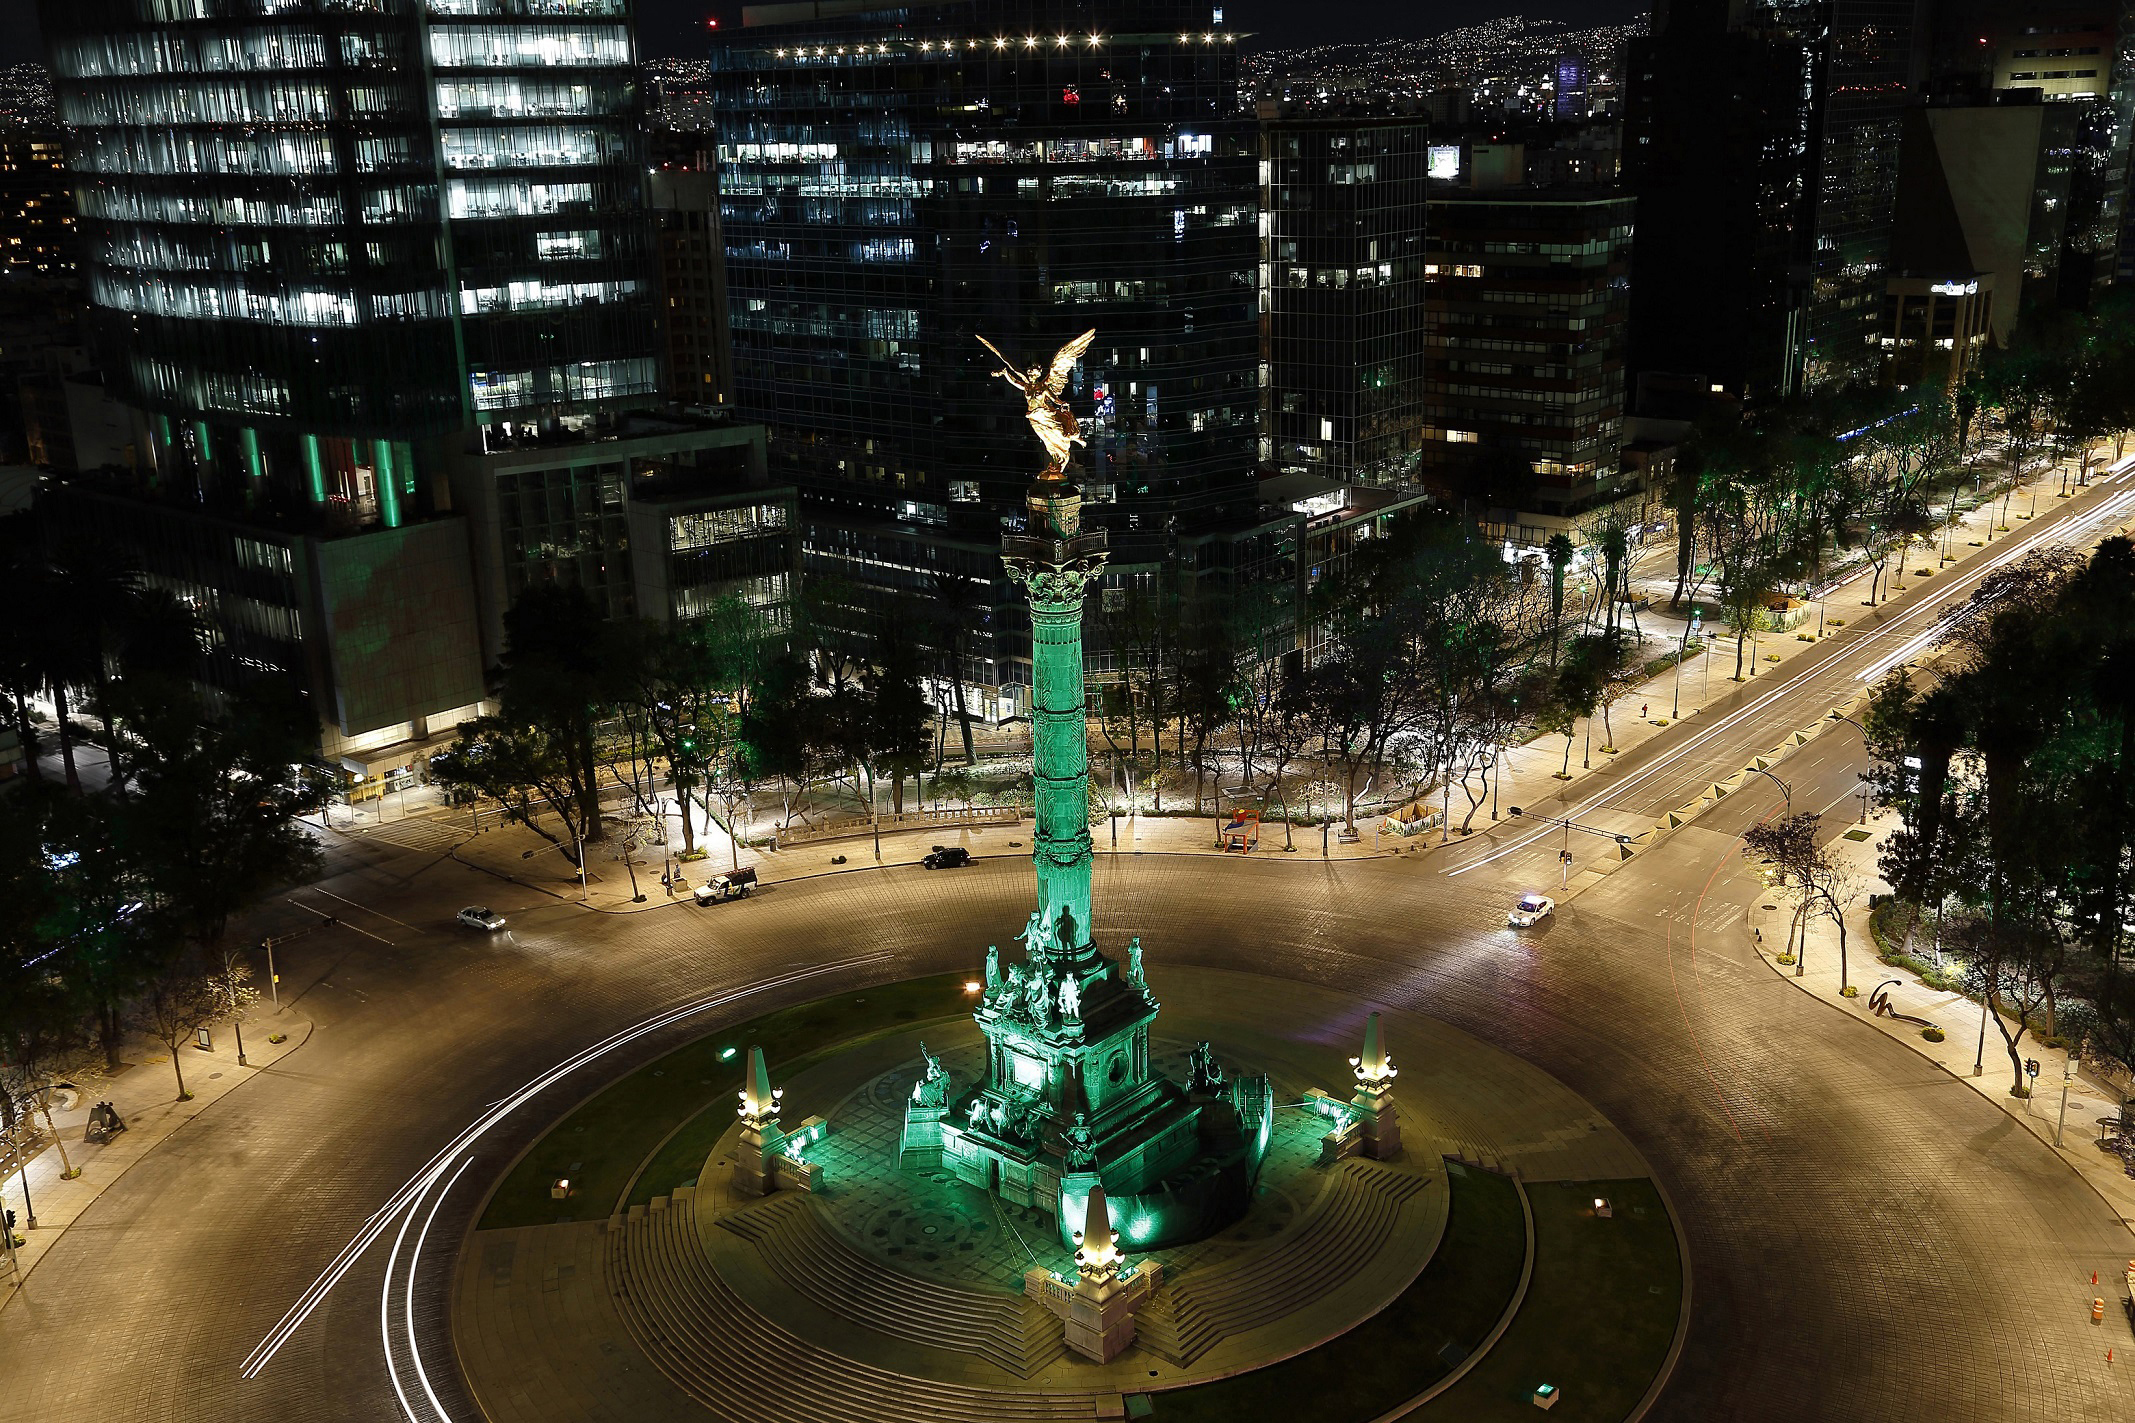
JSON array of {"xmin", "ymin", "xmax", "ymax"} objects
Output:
[{"xmin": 923, "ymin": 845, "xmax": 972, "ymax": 870}]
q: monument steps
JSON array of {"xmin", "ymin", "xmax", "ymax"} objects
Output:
[
  {"xmin": 1143, "ymin": 1159, "xmax": 1431, "ymax": 1366},
  {"xmin": 719, "ymin": 1192, "xmax": 1067, "ymax": 1378},
  {"xmin": 607, "ymin": 1186, "xmax": 1101, "ymax": 1422}
]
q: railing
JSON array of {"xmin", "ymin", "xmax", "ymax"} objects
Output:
[{"xmin": 776, "ymin": 804, "xmax": 1022, "ymax": 846}]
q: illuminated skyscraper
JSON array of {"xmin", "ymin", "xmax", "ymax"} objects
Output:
[
  {"xmin": 33, "ymin": 0, "xmax": 783, "ymax": 797},
  {"xmin": 40, "ymin": 0, "xmax": 659, "ymax": 519},
  {"xmin": 705, "ymin": 2, "xmax": 1259, "ymax": 698},
  {"xmin": 1256, "ymin": 101, "xmax": 1429, "ymax": 488}
]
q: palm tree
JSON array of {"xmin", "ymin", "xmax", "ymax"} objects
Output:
[{"xmin": 1545, "ymin": 533, "xmax": 1575, "ymax": 668}]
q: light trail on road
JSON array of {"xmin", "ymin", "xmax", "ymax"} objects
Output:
[{"xmin": 239, "ymin": 951, "xmax": 894, "ymax": 1383}]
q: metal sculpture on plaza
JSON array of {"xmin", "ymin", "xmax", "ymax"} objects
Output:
[
  {"xmin": 902, "ymin": 329, "xmax": 1272, "ymax": 1251},
  {"xmin": 977, "ymin": 328, "xmax": 1096, "ymax": 480}
]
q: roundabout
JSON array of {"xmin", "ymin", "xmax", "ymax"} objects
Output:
[{"xmin": 447, "ymin": 968, "xmax": 1684, "ymax": 1423}]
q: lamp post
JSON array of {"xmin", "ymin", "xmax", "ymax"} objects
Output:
[
  {"xmin": 1746, "ymin": 766, "xmax": 1791, "ymax": 810},
  {"xmin": 1673, "ymin": 610, "xmax": 1700, "ymax": 719},
  {"xmin": 2055, "ymin": 1056, "xmax": 2078, "ymax": 1147}
]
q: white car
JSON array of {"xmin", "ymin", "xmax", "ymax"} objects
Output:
[
  {"xmin": 457, "ymin": 906, "xmax": 507, "ymax": 932},
  {"xmin": 1508, "ymin": 893, "xmax": 1555, "ymax": 928}
]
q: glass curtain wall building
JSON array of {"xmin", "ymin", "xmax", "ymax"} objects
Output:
[
  {"xmin": 1624, "ymin": 0, "xmax": 1923, "ymax": 401},
  {"xmin": 706, "ymin": 1, "xmax": 1257, "ymax": 693},
  {"xmin": 1256, "ymin": 102, "xmax": 1428, "ymax": 488},
  {"xmin": 40, "ymin": 0, "xmax": 658, "ymax": 525}
]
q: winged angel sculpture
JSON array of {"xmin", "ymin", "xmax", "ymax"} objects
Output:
[{"xmin": 977, "ymin": 329, "xmax": 1096, "ymax": 480}]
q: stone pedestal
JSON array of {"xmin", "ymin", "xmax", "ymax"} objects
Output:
[
  {"xmin": 1024, "ymin": 1185, "xmax": 1161, "ymax": 1363},
  {"xmin": 730, "ymin": 1047, "xmax": 831, "ymax": 1196},
  {"xmin": 900, "ymin": 1103, "xmax": 947, "ymax": 1170},
  {"xmin": 1350, "ymin": 1081, "xmax": 1401, "ymax": 1161}
]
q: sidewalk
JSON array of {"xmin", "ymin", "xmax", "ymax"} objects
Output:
[
  {"xmin": 442, "ymin": 803, "xmax": 1392, "ymax": 914},
  {"xmin": 350, "ymin": 445, "xmax": 2120, "ymax": 905},
  {"xmin": 0, "ymin": 998, "xmax": 315, "ymax": 1309},
  {"xmin": 1748, "ymin": 809, "xmax": 2135, "ymax": 1231}
]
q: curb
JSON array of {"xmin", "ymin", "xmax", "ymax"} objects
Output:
[
  {"xmin": 0, "ymin": 1012, "xmax": 319, "ymax": 1310},
  {"xmin": 1372, "ymin": 1170, "xmax": 1536, "ymax": 1423},
  {"xmin": 1746, "ymin": 931, "xmax": 2135, "ymax": 1242}
]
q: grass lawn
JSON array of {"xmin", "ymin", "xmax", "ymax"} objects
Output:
[
  {"xmin": 1409, "ymin": 1178, "xmax": 1681, "ymax": 1422},
  {"xmin": 478, "ymin": 973, "xmax": 971, "ymax": 1229},
  {"xmin": 1149, "ymin": 1161, "xmax": 1526, "ymax": 1421}
]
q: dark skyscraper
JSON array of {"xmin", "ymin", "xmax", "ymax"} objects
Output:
[
  {"xmin": 1257, "ymin": 103, "xmax": 1429, "ymax": 488},
  {"xmin": 1625, "ymin": 0, "xmax": 1923, "ymax": 401},
  {"xmin": 705, "ymin": 1, "xmax": 1258, "ymax": 698}
]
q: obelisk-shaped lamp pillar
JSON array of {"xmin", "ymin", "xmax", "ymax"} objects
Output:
[
  {"xmin": 1348, "ymin": 1012, "xmax": 1402, "ymax": 1160},
  {"xmin": 1002, "ymin": 478, "xmax": 1107, "ymax": 956}
]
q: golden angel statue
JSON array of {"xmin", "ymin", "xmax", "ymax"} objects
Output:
[{"xmin": 977, "ymin": 328, "xmax": 1096, "ymax": 480}]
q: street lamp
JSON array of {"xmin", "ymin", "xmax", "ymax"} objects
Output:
[
  {"xmin": 1673, "ymin": 609, "xmax": 1701, "ymax": 719},
  {"xmin": 1746, "ymin": 766, "xmax": 1790, "ymax": 810}
]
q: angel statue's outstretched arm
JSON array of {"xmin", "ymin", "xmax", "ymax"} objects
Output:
[{"xmin": 976, "ymin": 334, "xmax": 1031, "ymax": 391}]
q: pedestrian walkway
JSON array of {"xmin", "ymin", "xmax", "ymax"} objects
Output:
[
  {"xmin": 351, "ymin": 448, "xmax": 2127, "ymax": 913},
  {"xmin": 0, "ymin": 998, "xmax": 314, "ymax": 1309},
  {"xmin": 1749, "ymin": 809, "xmax": 2135, "ymax": 1228}
]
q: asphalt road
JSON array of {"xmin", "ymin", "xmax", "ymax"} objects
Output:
[{"xmin": 0, "ymin": 779, "xmax": 2127, "ymax": 1423}]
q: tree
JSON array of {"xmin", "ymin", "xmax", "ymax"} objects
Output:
[
  {"xmin": 492, "ymin": 584, "xmax": 624, "ymax": 845},
  {"xmin": 119, "ymin": 679, "xmax": 324, "ymax": 963},
  {"xmin": 926, "ymin": 574, "xmax": 992, "ymax": 767},
  {"xmin": 1953, "ymin": 914, "xmax": 2067, "ymax": 1098},
  {"xmin": 1176, "ymin": 617, "xmax": 1243, "ymax": 814},
  {"xmin": 1746, "ymin": 812, "xmax": 1824, "ymax": 962},
  {"xmin": 133, "ymin": 950, "xmax": 224, "ymax": 1101},
  {"xmin": 1549, "ymin": 651, "xmax": 1604, "ymax": 778},
  {"xmin": 433, "ymin": 719, "xmax": 583, "ymax": 851},
  {"xmin": 1544, "ymin": 533, "xmax": 1575, "ymax": 667},
  {"xmin": 867, "ymin": 629, "xmax": 933, "ymax": 814}
]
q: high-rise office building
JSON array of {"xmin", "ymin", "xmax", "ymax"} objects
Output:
[
  {"xmin": 1421, "ymin": 186, "xmax": 1636, "ymax": 538},
  {"xmin": 1256, "ymin": 102, "xmax": 1429, "ymax": 489},
  {"xmin": 36, "ymin": 0, "xmax": 780, "ymax": 797},
  {"xmin": 1927, "ymin": 0, "xmax": 2135, "ymax": 305},
  {"xmin": 705, "ymin": 1, "xmax": 1260, "ymax": 701},
  {"xmin": 1624, "ymin": 0, "xmax": 1923, "ymax": 401},
  {"xmin": 1554, "ymin": 55, "xmax": 1591, "ymax": 122},
  {"xmin": 43, "ymin": 0, "xmax": 659, "ymax": 501},
  {"xmin": 0, "ymin": 125, "xmax": 76, "ymax": 282}
]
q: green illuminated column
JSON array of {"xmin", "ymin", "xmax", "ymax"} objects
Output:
[
  {"xmin": 373, "ymin": 437, "xmax": 402, "ymax": 528},
  {"xmin": 238, "ymin": 426, "xmax": 265, "ymax": 492},
  {"xmin": 300, "ymin": 433, "xmax": 327, "ymax": 504},
  {"xmin": 1003, "ymin": 481, "xmax": 1107, "ymax": 956}
]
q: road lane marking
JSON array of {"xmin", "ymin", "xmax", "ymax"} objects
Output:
[{"xmin": 240, "ymin": 951, "xmax": 894, "ymax": 1379}]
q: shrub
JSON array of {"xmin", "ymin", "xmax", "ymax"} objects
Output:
[{"xmin": 1921, "ymin": 1026, "xmax": 1946, "ymax": 1043}]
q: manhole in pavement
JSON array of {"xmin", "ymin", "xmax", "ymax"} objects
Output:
[
  {"xmin": 1762, "ymin": 904, "xmax": 1778, "ymax": 910},
  {"xmin": 923, "ymin": 1225, "xmax": 938, "ymax": 1235},
  {"xmin": 210, "ymin": 1072, "xmax": 224, "ymax": 1079}
]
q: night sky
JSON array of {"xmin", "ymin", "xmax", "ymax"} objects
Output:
[{"xmin": 2, "ymin": 1, "xmax": 1631, "ymax": 68}]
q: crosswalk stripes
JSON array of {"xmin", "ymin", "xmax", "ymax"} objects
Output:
[{"xmin": 356, "ymin": 816, "xmax": 471, "ymax": 855}]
